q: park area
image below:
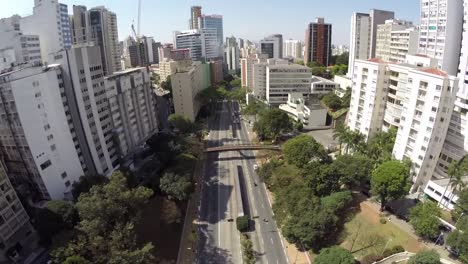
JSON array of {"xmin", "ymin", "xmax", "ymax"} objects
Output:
[{"xmin": 338, "ymin": 199, "xmax": 426, "ymax": 261}]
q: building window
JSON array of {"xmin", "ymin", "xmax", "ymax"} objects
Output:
[
  {"xmin": 47, "ymin": 134, "xmax": 54, "ymax": 141},
  {"xmin": 61, "ymin": 172, "xmax": 67, "ymax": 179},
  {"xmin": 40, "ymin": 160, "xmax": 52, "ymax": 170},
  {"xmin": 65, "ymin": 181, "xmax": 71, "ymax": 187},
  {"xmin": 50, "ymin": 144, "xmax": 56, "ymax": 151},
  {"xmin": 44, "ymin": 124, "xmax": 50, "ymax": 131}
]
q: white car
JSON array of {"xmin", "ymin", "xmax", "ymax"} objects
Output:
[{"xmin": 253, "ymin": 164, "xmax": 259, "ymax": 170}]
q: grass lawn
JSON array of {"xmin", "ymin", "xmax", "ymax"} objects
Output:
[{"xmin": 339, "ymin": 201, "xmax": 426, "ymax": 260}]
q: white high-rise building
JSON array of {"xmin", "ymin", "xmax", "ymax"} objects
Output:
[
  {"xmin": 348, "ymin": 10, "xmax": 394, "ymax": 77},
  {"xmin": 347, "ymin": 55, "xmax": 458, "ymax": 193},
  {"xmin": 20, "ymin": 0, "xmax": 69, "ymax": 62},
  {"xmin": 240, "ymin": 54, "xmax": 268, "ymax": 88},
  {"xmin": 375, "ymin": 19, "xmax": 417, "ymax": 63},
  {"xmin": 418, "ymin": 0, "xmax": 463, "ymax": 75},
  {"xmin": 0, "ymin": 64, "xmax": 85, "ymax": 200},
  {"xmin": 283, "ymin": 39, "xmax": 303, "ymax": 59},
  {"xmin": 173, "ymin": 30, "xmax": 204, "ymax": 61},
  {"xmin": 266, "ymin": 63, "xmax": 312, "ymax": 105},
  {"xmin": 252, "ymin": 59, "xmax": 288, "ymax": 100}
]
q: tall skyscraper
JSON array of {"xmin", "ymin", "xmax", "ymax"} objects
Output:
[
  {"xmin": 260, "ymin": 34, "xmax": 283, "ymax": 59},
  {"xmin": 304, "ymin": 18, "xmax": 332, "ymax": 66},
  {"xmin": 70, "ymin": 5, "xmax": 122, "ymax": 75},
  {"xmin": 174, "ymin": 29, "xmax": 220, "ymax": 61},
  {"xmin": 348, "ymin": 10, "xmax": 394, "ymax": 77},
  {"xmin": 199, "ymin": 15, "xmax": 224, "ymax": 47},
  {"xmin": 59, "ymin": 4, "xmax": 72, "ymax": 49},
  {"xmin": 190, "ymin": 6, "xmax": 202, "ymax": 30},
  {"xmin": 283, "ymin": 39, "xmax": 303, "ymax": 59},
  {"xmin": 418, "ymin": 0, "xmax": 463, "ymax": 75}
]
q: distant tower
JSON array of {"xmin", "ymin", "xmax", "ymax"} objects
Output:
[
  {"xmin": 304, "ymin": 18, "xmax": 332, "ymax": 66},
  {"xmin": 190, "ymin": 6, "xmax": 202, "ymax": 30}
]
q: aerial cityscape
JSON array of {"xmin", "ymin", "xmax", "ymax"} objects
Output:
[{"xmin": 0, "ymin": 0, "xmax": 467, "ymax": 264}]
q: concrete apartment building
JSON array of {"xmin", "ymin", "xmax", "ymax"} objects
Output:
[
  {"xmin": 0, "ymin": 161, "xmax": 34, "ymax": 263},
  {"xmin": 266, "ymin": 63, "xmax": 312, "ymax": 105},
  {"xmin": 104, "ymin": 68, "xmax": 158, "ymax": 159},
  {"xmin": 260, "ymin": 34, "xmax": 283, "ymax": 59},
  {"xmin": 304, "ymin": 18, "xmax": 332, "ymax": 66},
  {"xmin": 283, "ymin": 39, "xmax": 303, "ymax": 59},
  {"xmin": 348, "ymin": 10, "xmax": 394, "ymax": 77},
  {"xmin": 190, "ymin": 6, "xmax": 202, "ymax": 30},
  {"xmin": 375, "ymin": 19, "xmax": 418, "ymax": 63},
  {"xmin": 347, "ymin": 55, "xmax": 458, "ymax": 193},
  {"xmin": 70, "ymin": 5, "xmax": 122, "ymax": 75},
  {"xmin": 173, "ymin": 29, "xmax": 220, "ymax": 61},
  {"xmin": 20, "ymin": 0, "xmax": 71, "ymax": 62},
  {"xmin": 0, "ymin": 64, "xmax": 84, "ymax": 200},
  {"xmin": 418, "ymin": 0, "xmax": 463, "ymax": 75},
  {"xmin": 171, "ymin": 62, "xmax": 211, "ymax": 121},
  {"xmin": 240, "ymin": 54, "xmax": 268, "ymax": 88}
]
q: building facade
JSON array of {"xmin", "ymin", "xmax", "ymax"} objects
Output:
[
  {"xmin": 375, "ymin": 19, "xmax": 417, "ymax": 63},
  {"xmin": 266, "ymin": 64, "xmax": 312, "ymax": 104},
  {"xmin": 418, "ymin": 0, "xmax": 463, "ymax": 75},
  {"xmin": 260, "ymin": 34, "xmax": 283, "ymax": 59},
  {"xmin": 171, "ymin": 62, "xmax": 211, "ymax": 121},
  {"xmin": 283, "ymin": 39, "xmax": 303, "ymax": 59},
  {"xmin": 190, "ymin": 6, "xmax": 202, "ymax": 30},
  {"xmin": 240, "ymin": 54, "xmax": 268, "ymax": 88},
  {"xmin": 225, "ymin": 36, "xmax": 240, "ymax": 74},
  {"xmin": 304, "ymin": 18, "xmax": 332, "ymax": 66}
]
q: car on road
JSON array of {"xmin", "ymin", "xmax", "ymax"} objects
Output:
[{"xmin": 253, "ymin": 164, "xmax": 258, "ymax": 171}]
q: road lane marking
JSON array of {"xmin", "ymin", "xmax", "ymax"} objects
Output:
[{"xmin": 270, "ymin": 237, "xmax": 274, "ymax": 245}]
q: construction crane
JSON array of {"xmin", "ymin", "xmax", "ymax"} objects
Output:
[{"xmin": 131, "ymin": 0, "xmax": 142, "ymax": 42}]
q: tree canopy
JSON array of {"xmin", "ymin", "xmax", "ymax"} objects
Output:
[
  {"xmin": 322, "ymin": 93, "xmax": 343, "ymax": 110},
  {"xmin": 283, "ymin": 135, "xmax": 327, "ymax": 168},
  {"xmin": 446, "ymin": 212, "xmax": 468, "ymax": 263},
  {"xmin": 332, "ymin": 154, "xmax": 373, "ymax": 189},
  {"xmin": 408, "ymin": 250, "xmax": 440, "ymax": 264},
  {"xmin": 314, "ymin": 246, "xmax": 355, "ymax": 264},
  {"xmin": 409, "ymin": 202, "xmax": 442, "ymax": 239},
  {"xmin": 51, "ymin": 172, "xmax": 155, "ymax": 264},
  {"xmin": 168, "ymin": 114, "xmax": 194, "ymax": 134},
  {"xmin": 253, "ymin": 108, "xmax": 293, "ymax": 141},
  {"xmin": 371, "ymin": 160, "xmax": 410, "ymax": 210},
  {"xmin": 159, "ymin": 172, "xmax": 193, "ymax": 201},
  {"xmin": 72, "ymin": 174, "xmax": 108, "ymax": 201},
  {"xmin": 303, "ymin": 161, "xmax": 341, "ymax": 197}
]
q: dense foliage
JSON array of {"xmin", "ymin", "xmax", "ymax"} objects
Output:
[
  {"xmin": 314, "ymin": 246, "xmax": 355, "ymax": 264},
  {"xmin": 159, "ymin": 172, "xmax": 192, "ymax": 201},
  {"xmin": 283, "ymin": 135, "xmax": 327, "ymax": 168},
  {"xmin": 253, "ymin": 108, "xmax": 293, "ymax": 141},
  {"xmin": 408, "ymin": 250, "xmax": 440, "ymax": 264},
  {"xmin": 409, "ymin": 202, "xmax": 442, "ymax": 240},
  {"xmin": 371, "ymin": 160, "xmax": 410, "ymax": 210}
]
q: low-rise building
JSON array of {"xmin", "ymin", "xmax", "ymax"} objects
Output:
[
  {"xmin": 279, "ymin": 93, "xmax": 327, "ymax": 128},
  {"xmin": 423, "ymin": 176, "xmax": 468, "ymax": 210},
  {"xmin": 252, "ymin": 59, "xmax": 288, "ymax": 100},
  {"xmin": 310, "ymin": 76, "xmax": 339, "ymax": 95},
  {"xmin": 333, "ymin": 75, "xmax": 353, "ymax": 98}
]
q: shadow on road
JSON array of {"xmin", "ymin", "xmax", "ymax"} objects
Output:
[{"xmin": 197, "ymin": 223, "xmax": 233, "ymax": 264}]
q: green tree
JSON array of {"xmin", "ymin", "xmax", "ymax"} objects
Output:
[
  {"xmin": 371, "ymin": 160, "xmax": 410, "ymax": 211},
  {"xmin": 159, "ymin": 172, "xmax": 193, "ymax": 201},
  {"xmin": 332, "ymin": 155, "xmax": 373, "ymax": 189},
  {"xmin": 242, "ymin": 101, "xmax": 267, "ymax": 122},
  {"xmin": 228, "ymin": 87, "xmax": 246, "ymax": 102},
  {"xmin": 321, "ymin": 191, "xmax": 353, "ymax": 215},
  {"xmin": 64, "ymin": 256, "xmax": 91, "ymax": 264},
  {"xmin": 453, "ymin": 188, "xmax": 468, "ymax": 221},
  {"xmin": 257, "ymin": 159, "xmax": 281, "ymax": 183},
  {"xmin": 408, "ymin": 250, "xmax": 440, "ymax": 264},
  {"xmin": 303, "ymin": 162, "xmax": 341, "ymax": 197},
  {"xmin": 168, "ymin": 114, "xmax": 194, "ymax": 134},
  {"xmin": 230, "ymin": 79, "xmax": 242, "ymax": 87},
  {"xmin": 51, "ymin": 172, "xmax": 155, "ymax": 264},
  {"xmin": 446, "ymin": 214, "xmax": 468, "ymax": 263},
  {"xmin": 409, "ymin": 202, "xmax": 442, "ymax": 239},
  {"xmin": 366, "ymin": 128, "xmax": 397, "ymax": 165},
  {"xmin": 314, "ymin": 246, "xmax": 355, "ymax": 264},
  {"xmin": 160, "ymin": 76, "xmax": 172, "ymax": 92},
  {"xmin": 253, "ymin": 108, "xmax": 293, "ymax": 141},
  {"xmin": 241, "ymin": 235, "xmax": 255, "ymax": 264},
  {"xmin": 237, "ymin": 216, "xmax": 250, "ymax": 232},
  {"xmin": 72, "ymin": 174, "xmax": 108, "ymax": 201},
  {"xmin": 333, "ymin": 124, "xmax": 352, "ymax": 154},
  {"xmin": 322, "ymin": 93, "xmax": 343, "ymax": 110},
  {"xmin": 283, "ymin": 135, "xmax": 327, "ymax": 168}
]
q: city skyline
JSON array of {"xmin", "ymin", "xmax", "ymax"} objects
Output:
[{"xmin": 1, "ymin": 0, "xmax": 419, "ymax": 45}]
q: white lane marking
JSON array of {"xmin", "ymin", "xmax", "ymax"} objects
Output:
[{"xmin": 270, "ymin": 237, "xmax": 274, "ymax": 245}]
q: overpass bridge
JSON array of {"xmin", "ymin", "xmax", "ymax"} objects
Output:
[{"xmin": 204, "ymin": 144, "xmax": 281, "ymax": 153}]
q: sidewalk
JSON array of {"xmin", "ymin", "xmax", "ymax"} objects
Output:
[{"xmin": 176, "ymin": 151, "xmax": 205, "ymax": 264}]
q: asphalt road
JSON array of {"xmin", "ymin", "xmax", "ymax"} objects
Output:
[{"xmin": 197, "ymin": 100, "xmax": 288, "ymax": 264}]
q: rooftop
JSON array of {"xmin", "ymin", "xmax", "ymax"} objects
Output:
[{"xmin": 419, "ymin": 68, "xmax": 447, "ymax": 77}]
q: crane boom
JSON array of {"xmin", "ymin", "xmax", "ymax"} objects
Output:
[{"xmin": 137, "ymin": 0, "xmax": 141, "ymax": 38}]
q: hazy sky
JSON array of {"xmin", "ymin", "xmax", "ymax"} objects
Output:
[{"xmin": 0, "ymin": 0, "xmax": 420, "ymax": 45}]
